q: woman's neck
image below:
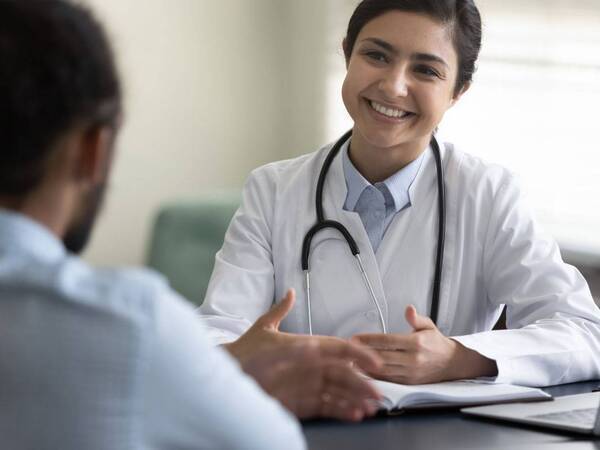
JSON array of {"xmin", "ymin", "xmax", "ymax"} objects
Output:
[{"xmin": 348, "ymin": 131, "xmax": 430, "ymax": 184}]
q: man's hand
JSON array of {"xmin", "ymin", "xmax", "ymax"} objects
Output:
[
  {"xmin": 223, "ymin": 288, "xmax": 297, "ymax": 367},
  {"xmin": 224, "ymin": 289, "xmax": 381, "ymax": 374},
  {"xmin": 352, "ymin": 305, "xmax": 497, "ymax": 384},
  {"xmin": 243, "ymin": 339, "xmax": 382, "ymax": 421},
  {"xmin": 225, "ymin": 289, "xmax": 383, "ymax": 421}
]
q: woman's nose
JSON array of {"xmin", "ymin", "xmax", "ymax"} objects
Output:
[{"xmin": 378, "ymin": 68, "xmax": 409, "ymax": 98}]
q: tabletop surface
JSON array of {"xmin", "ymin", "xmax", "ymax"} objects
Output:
[{"xmin": 302, "ymin": 380, "xmax": 600, "ymax": 450}]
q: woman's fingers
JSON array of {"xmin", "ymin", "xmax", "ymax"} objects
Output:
[
  {"xmin": 317, "ymin": 336, "xmax": 383, "ymax": 372},
  {"xmin": 371, "ymin": 349, "xmax": 411, "ymax": 366},
  {"xmin": 405, "ymin": 305, "xmax": 436, "ymax": 332},
  {"xmin": 352, "ymin": 333, "xmax": 411, "ymax": 351}
]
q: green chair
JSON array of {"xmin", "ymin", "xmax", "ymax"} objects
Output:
[{"xmin": 146, "ymin": 192, "xmax": 240, "ymax": 306}]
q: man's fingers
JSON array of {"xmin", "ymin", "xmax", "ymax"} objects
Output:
[
  {"xmin": 322, "ymin": 362, "xmax": 382, "ymax": 401},
  {"xmin": 255, "ymin": 288, "xmax": 295, "ymax": 330},
  {"xmin": 262, "ymin": 343, "xmax": 382, "ymax": 422},
  {"xmin": 297, "ymin": 392, "xmax": 356, "ymax": 422},
  {"xmin": 281, "ymin": 366, "xmax": 369, "ymax": 422},
  {"xmin": 318, "ymin": 395, "xmax": 370, "ymax": 422},
  {"xmin": 405, "ymin": 305, "xmax": 435, "ymax": 332},
  {"xmin": 316, "ymin": 376, "xmax": 379, "ymax": 422}
]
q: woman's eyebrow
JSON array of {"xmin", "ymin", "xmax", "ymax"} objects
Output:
[
  {"xmin": 360, "ymin": 37, "xmax": 449, "ymax": 68},
  {"xmin": 412, "ymin": 53, "xmax": 449, "ymax": 69},
  {"xmin": 360, "ymin": 37, "xmax": 397, "ymax": 55}
]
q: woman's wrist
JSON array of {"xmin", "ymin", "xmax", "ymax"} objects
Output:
[{"xmin": 449, "ymin": 339, "xmax": 498, "ymax": 380}]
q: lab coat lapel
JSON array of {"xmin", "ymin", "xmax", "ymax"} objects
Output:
[
  {"xmin": 374, "ymin": 149, "xmax": 436, "ymax": 271},
  {"xmin": 375, "ymin": 148, "xmax": 436, "ymax": 331},
  {"xmin": 321, "ymin": 146, "xmax": 389, "ymax": 325},
  {"xmin": 432, "ymin": 141, "xmax": 458, "ymax": 335},
  {"xmin": 375, "ymin": 143, "xmax": 455, "ymax": 335}
]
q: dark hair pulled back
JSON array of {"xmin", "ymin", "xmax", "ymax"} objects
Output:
[{"xmin": 343, "ymin": 0, "xmax": 482, "ymax": 95}]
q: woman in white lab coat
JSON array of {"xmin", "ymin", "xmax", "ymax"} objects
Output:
[{"xmin": 200, "ymin": 0, "xmax": 600, "ymax": 387}]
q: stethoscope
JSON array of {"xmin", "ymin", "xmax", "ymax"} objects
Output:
[{"xmin": 301, "ymin": 129, "xmax": 446, "ymax": 335}]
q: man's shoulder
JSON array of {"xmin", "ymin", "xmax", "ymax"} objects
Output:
[
  {"xmin": 63, "ymin": 258, "xmax": 177, "ymax": 323},
  {"xmin": 0, "ymin": 250, "xmax": 181, "ymax": 327},
  {"xmin": 95, "ymin": 264, "xmax": 170, "ymax": 301}
]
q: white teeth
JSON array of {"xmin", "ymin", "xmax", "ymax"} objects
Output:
[{"xmin": 370, "ymin": 100, "xmax": 410, "ymax": 119}]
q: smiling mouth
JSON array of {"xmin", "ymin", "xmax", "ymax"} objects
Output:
[{"xmin": 368, "ymin": 100, "xmax": 416, "ymax": 120}]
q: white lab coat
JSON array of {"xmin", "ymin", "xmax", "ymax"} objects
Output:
[{"xmin": 199, "ymin": 139, "xmax": 600, "ymax": 387}]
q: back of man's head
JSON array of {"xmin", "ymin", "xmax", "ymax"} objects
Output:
[{"xmin": 0, "ymin": 0, "xmax": 121, "ymax": 197}]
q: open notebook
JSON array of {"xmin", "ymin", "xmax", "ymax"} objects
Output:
[{"xmin": 371, "ymin": 378, "xmax": 552, "ymax": 412}]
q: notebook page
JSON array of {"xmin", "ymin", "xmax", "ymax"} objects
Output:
[{"xmin": 370, "ymin": 379, "xmax": 551, "ymax": 410}]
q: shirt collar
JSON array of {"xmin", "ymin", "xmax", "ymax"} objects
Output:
[
  {"xmin": 0, "ymin": 209, "xmax": 66, "ymax": 262},
  {"xmin": 342, "ymin": 141, "xmax": 426, "ymax": 213},
  {"xmin": 342, "ymin": 140, "xmax": 372, "ymax": 211}
]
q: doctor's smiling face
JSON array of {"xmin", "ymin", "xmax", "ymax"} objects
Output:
[{"xmin": 341, "ymin": 9, "xmax": 471, "ymax": 180}]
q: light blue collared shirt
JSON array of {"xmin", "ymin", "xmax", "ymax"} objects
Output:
[
  {"xmin": 0, "ymin": 209, "xmax": 304, "ymax": 450},
  {"xmin": 342, "ymin": 141, "xmax": 424, "ymax": 252}
]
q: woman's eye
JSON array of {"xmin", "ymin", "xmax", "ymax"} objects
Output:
[
  {"xmin": 415, "ymin": 65, "xmax": 440, "ymax": 78},
  {"xmin": 365, "ymin": 51, "xmax": 389, "ymax": 63}
]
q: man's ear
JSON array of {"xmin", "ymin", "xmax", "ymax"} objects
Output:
[
  {"xmin": 449, "ymin": 81, "xmax": 471, "ymax": 108},
  {"xmin": 74, "ymin": 126, "xmax": 115, "ymax": 186}
]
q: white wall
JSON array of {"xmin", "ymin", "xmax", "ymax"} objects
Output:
[
  {"xmin": 83, "ymin": 0, "xmax": 290, "ymax": 266},
  {"xmin": 82, "ymin": 0, "xmax": 358, "ymax": 267}
]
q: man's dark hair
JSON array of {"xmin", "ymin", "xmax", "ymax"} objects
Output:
[
  {"xmin": 343, "ymin": 0, "xmax": 482, "ymax": 96},
  {"xmin": 0, "ymin": 0, "xmax": 121, "ymax": 196}
]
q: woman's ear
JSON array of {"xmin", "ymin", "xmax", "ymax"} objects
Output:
[{"xmin": 449, "ymin": 81, "xmax": 471, "ymax": 108}]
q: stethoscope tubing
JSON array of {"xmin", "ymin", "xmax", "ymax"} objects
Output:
[
  {"xmin": 301, "ymin": 130, "xmax": 445, "ymax": 334},
  {"xmin": 430, "ymin": 136, "xmax": 446, "ymax": 325}
]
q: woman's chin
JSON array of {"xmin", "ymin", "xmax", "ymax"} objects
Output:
[
  {"xmin": 359, "ymin": 132, "xmax": 412, "ymax": 151},
  {"xmin": 354, "ymin": 124, "xmax": 431, "ymax": 152}
]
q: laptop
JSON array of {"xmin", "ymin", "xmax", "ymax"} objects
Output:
[{"xmin": 462, "ymin": 392, "xmax": 600, "ymax": 435}]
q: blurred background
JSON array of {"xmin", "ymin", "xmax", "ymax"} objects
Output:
[{"xmin": 82, "ymin": 0, "xmax": 600, "ymax": 298}]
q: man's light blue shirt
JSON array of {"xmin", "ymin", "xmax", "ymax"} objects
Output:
[
  {"xmin": 0, "ymin": 209, "xmax": 304, "ymax": 450},
  {"xmin": 342, "ymin": 141, "xmax": 424, "ymax": 252}
]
